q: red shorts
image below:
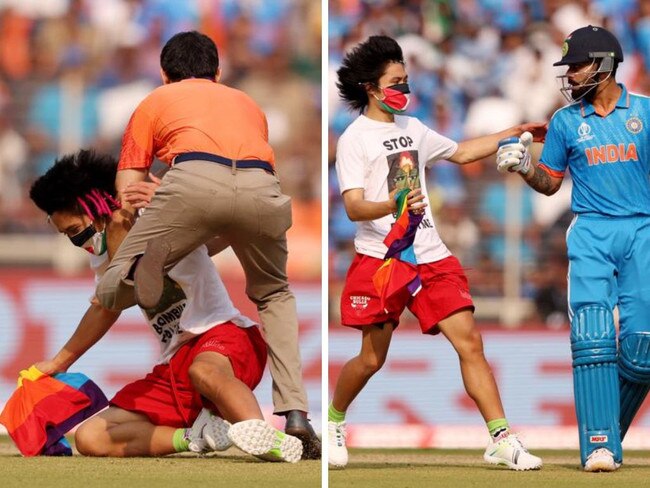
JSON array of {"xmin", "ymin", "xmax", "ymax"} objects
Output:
[
  {"xmin": 110, "ymin": 323, "xmax": 267, "ymax": 427},
  {"xmin": 340, "ymin": 254, "xmax": 474, "ymax": 334}
]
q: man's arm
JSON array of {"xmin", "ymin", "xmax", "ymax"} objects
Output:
[
  {"xmin": 520, "ymin": 162, "xmax": 563, "ymax": 196},
  {"xmin": 448, "ymin": 122, "xmax": 547, "ymax": 165},
  {"xmin": 106, "ymin": 168, "xmax": 148, "ymax": 258},
  {"xmin": 342, "ymin": 188, "xmax": 426, "ymax": 222},
  {"xmin": 34, "ymin": 299, "xmax": 121, "ymax": 375}
]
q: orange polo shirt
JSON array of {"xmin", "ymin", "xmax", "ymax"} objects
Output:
[{"xmin": 118, "ymin": 78, "xmax": 275, "ymax": 170}]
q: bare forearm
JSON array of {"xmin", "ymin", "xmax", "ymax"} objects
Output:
[
  {"xmin": 50, "ymin": 303, "xmax": 121, "ymax": 370},
  {"xmin": 106, "ymin": 209, "xmax": 134, "ymax": 259},
  {"xmin": 522, "ymin": 164, "xmax": 558, "ymax": 196},
  {"xmin": 452, "ymin": 121, "xmax": 547, "ymax": 165},
  {"xmin": 346, "ymin": 199, "xmax": 395, "ymax": 221},
  {"xmin": 107, "ymin": 169, "xmax": 148, "ymax": 258},
  {"xmin": 452, "ymin": 128, "xmax": 521, "ymax": 164}
]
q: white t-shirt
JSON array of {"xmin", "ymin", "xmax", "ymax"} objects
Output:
[
  {"xmin": 91, "ymin": 246, "xmax": 256, "ymax": 364},
  {"xmin": 336, "ymin": 114, "xmax": 458, "ymax": 263}
]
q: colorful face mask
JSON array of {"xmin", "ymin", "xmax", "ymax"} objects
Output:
[
  {"xmin": 376, "ymin": 83, "xmax": 411, "ymax": 114},
  {"xmin": 69, "ymin": 223, "xmax": 107, "ymax": 256}
]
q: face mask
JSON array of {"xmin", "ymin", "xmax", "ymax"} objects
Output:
[
  {"xmin": 69, "ymin": 223, "xmax": 107, "ymax": 256},
  {"xmin": 376, "ymin": 83, "xmax": 411, "ymax": 114}
]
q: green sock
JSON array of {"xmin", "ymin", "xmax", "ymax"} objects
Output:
[
  {"xmin": 172, "ymin": 428, "xmax": 190, "ymax": 452},
  {"xmin": 487, "ymin": 418, "xmax": 509, "ymax": 438},
  {"xmin": 328, "ymin": 403, "xmax": 346, "ymax": 423}
]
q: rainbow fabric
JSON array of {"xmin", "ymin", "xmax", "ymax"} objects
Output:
[
  {"xmin": 372, "ymin": 188, "xmax": 423, "ymax": 313},
  {"xmin": 0, "ymin": 366, "xmax": 108, "ymax": 456}
]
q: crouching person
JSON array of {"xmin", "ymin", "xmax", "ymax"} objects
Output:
[{"xmin": 28, "ymin": 150, "xmax": 302, "ymax": 462}]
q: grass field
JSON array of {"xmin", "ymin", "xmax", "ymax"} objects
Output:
[
  {"xmin": 329, "ymin": 448, "xmax": 650, "ymax": 488},
  {"xmin": 6, "ymin": 437, "xmax": 650, "ymax": 488},
  {"xmin": 0, "ymin": 436, "xmax": 321, "ymax": 488}
]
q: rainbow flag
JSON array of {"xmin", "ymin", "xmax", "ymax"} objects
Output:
[
  {"xmin": 0, "ymin": 366, "xmax": 108, "ymax": 456},
  {"xmin": 373, "ymin": 188, "xmax": 423, "ymax": 313}
]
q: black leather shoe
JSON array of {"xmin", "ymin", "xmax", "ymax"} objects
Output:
[
  {"xmin": 284, "ymin": 410, "xmax": 321, "ymax": 460},
  {"xmin": 134, "ymin": 238, "xmax": 171, "ymax": 309}
]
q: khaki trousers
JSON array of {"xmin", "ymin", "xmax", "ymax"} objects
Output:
[{"xmin": 96, "ymin": 161, "xmax": 308, "ymax": 414}]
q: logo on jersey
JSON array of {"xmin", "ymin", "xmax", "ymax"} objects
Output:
[
  {"xmin": 350, "ymin": 296, "xmax": 370, "ymax": 310},
  {"xmin": 459, "ymin": 289, "xmax": 472, "ymax": 300},
  {"xmin": 584, "ymin": 143, "xmax": 638, "ymax": 166},
  {"xmin": 626, "ymin": 116, "xmax": 643, "ymax": 134},
  {"xmin": 576, "ymin": 122, "xmax": 593, "ymax": 143}
]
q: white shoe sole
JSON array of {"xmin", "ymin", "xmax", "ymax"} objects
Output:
[
  {"xmin": 484, "ymin": 454, "xmax": 542, "ymax": 471},
  {"xmin": 256, "ymin": 435, "xmax": 303, "ymax": 464},
  {"xmin": 228, "ymin": 419, "xmax": 303, "ymax": 463},
  {"xmin": 204, "ymin": 417, "xmax": 232, "ymax": 451},
  {"xmin": 584, "ymin": 460, "xmax": 620, "ymax": 472}
]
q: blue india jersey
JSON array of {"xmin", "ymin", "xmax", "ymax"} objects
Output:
[{"xmin": 540, "ymin": 84, "xmax": 650, "ymax": 216}]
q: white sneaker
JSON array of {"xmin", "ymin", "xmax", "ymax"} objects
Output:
[
  {"xmin": 484, "ymin": 432, "xmax": 542, "ymax": 471},
  {"xmin": 203, "ymin": 414, "xmax": 233, "ymax": 451},
  {"xmin": 328, "ymin": 421, "xmax": 348, "ymax": 469},
  {"xmin": 186, "ymin": 408, "xmax": 232, "ymax": 453},
  {"xmin": 228, "ymin": 419, "xmax": 303, "ymax": 463},
  {"xmin": 584, "ymin": 448, "xmax": 620, "ymax": 472}
]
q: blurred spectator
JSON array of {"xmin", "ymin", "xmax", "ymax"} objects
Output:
[
  {"xmin": 531, "ymin": 253, "xmax": 570, "ymax": 329},
  {"xmin": 0, "ymin": 107, "xmax": 28, "ymax": 228},
  {"xmin": 435, "ymin": 202, "xmax": 480, "ymax": 266},
  {"xmin": 25, "ymin": 37, "xmax": 101, "ymax": 175},
  {"xmin": 477, "ymin": 173, "xmax": 539, "ymax": 267},
  {"xmin": 96, "ymin": 45, "xmax": 157, "ymax": 153}
]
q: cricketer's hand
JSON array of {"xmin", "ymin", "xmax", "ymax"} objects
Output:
[{"xmin": 496, "ymin": 131, "xmax": 533, "ymax": 175}]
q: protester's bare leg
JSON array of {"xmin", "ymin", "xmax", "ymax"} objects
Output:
[
  {"xmin": 189, "ymin": 351, "xmax": 264, "ymax": 422},
  {"xmin": 331, "ymin": 323, "xmax": 395, "ymax": 412},
  {"xmin": 74, "ymin": 407, "xmax": 176, "ymax": 457},
  {"xmin": 438, "ymin": 309, "xmax": 505, "ymax": 421}
]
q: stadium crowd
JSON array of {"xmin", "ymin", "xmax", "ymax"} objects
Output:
[
  {"xmin": 328, "ymin": 0, "xmax": 650, "ymax": 327},
  {"xmin": 0, "ymin": 0, "xmax": 321, "ymax": 277}
]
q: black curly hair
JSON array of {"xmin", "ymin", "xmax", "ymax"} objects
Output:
[
  {"xmin": 29, "ymin": 149, "xmax": 120, "ymax": 219},
  {"xmin": 336, "ymin": 35, "xmax": 405, "ymax": 113}
]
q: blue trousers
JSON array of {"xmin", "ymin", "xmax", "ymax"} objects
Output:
[{"xmin": 567, "ymin": 214, "xmax": 650, "ymax": 335}]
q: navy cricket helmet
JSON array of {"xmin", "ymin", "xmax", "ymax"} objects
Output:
[{"xmin": 554, "ymin": 25, "xmax": 623, "ymax": 68}]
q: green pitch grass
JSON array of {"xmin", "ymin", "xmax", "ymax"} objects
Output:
[
  {"xmin": 0, "ymin": 436, "xmax": 320, "ymax": 488},
  {"xmin": 329, "ymin": 448, "xmax": 650, "ymax": 488}
]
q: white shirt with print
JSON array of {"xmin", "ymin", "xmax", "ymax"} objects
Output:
[
  {"xmin": 336, "ymin": 114, "xmax": 458, "ymax": 263},
  {"xmin": 91, "ymin": 246, "xmax": 255, "ymax": 364}
]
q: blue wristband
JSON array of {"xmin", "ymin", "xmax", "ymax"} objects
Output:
[{"xmin": 498, "ymin": 136, "xmax": 519, "ymax": 148}]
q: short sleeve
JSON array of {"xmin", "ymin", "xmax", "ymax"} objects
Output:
[
  {"xmin": 420, "ymin": 123, "xmax": 458, "ymax": 167},
  {"xmin": 539, "ymin": 112, "xmax": 568, "ymax": 174},
  {"xmin": 336, "ymin": 132, "xmax": 366, "ymax": 193},
  {"xmin": 118, "ymin": 100, "xmax": 155, "ymax": 170}
]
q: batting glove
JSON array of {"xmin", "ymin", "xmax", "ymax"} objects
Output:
[{"xmin": 496, "ymin": 131, "xmax": 533, "ymax": 175}]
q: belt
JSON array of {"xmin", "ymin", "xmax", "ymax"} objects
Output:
[{"xmin": 174, "ymin": 151, "xmax": 275, "ymax": 174}]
